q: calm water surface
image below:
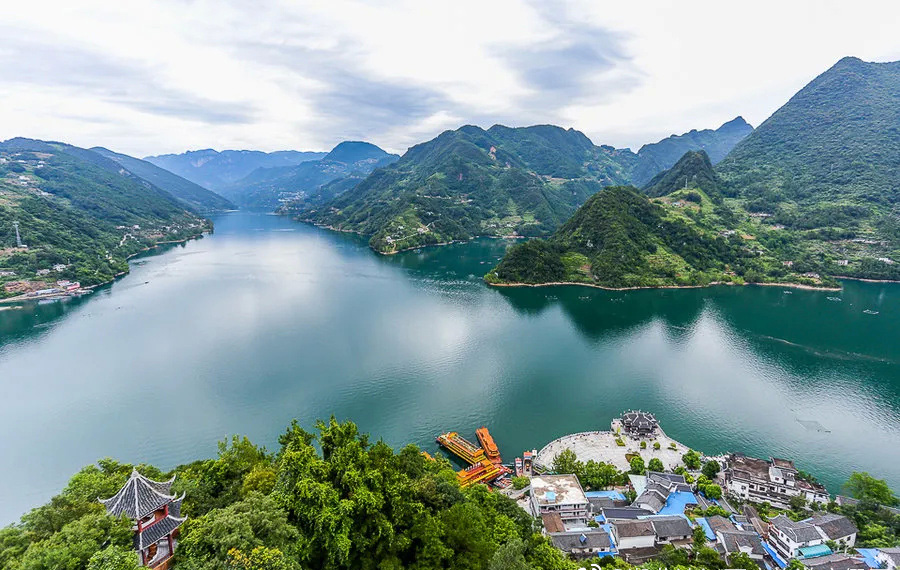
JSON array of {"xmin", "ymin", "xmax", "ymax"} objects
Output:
[{"xmin": 1, "ymin": 212, "xmax": 898, "ymax": 523}]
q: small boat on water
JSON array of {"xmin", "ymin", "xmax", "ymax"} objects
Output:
[
  {"xmin": 827, "ymin": 297, "xmax": 842, "ymax": 301},
  {"xmin": 514, "ymin": 457, "xmax": 523, "ymax": 477},
  {"xmin": 863, "ymin": 309, "xmax": 879, "ymax": 315}
]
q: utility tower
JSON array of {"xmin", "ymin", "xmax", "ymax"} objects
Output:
[{"xmin": 13, "ymin": 221, "xmax": 26, "ymax": 248}]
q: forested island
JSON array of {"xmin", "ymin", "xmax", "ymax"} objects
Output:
[{"xmin": 0, "ymin": 418, "xmax": 897, "ymax": 570}]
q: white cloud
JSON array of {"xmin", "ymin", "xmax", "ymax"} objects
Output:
[{"xmin": 0, "ymin": 0, "xmax": 898, "ymax": 157}]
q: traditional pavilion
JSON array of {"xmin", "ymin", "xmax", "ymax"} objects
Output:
[
  {"xmin": 99, "ymin": 469, "xmax": 186, "ymax": 568},
  {"xmin": 621, "ymin": 410, "xmax": 659, "ymax": 437}
]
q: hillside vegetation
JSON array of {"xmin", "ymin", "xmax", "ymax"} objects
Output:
[
  {"xmin": 487, "ymin": 183, "xmax": 833, "ymax": 289},
  {"xmin": 632, "ymin": 116, "xmax": 752, "ymax": 185},
  {"xmin": 300, "ymin": 125, "xmax": 645, "ymax": 253},
  {"xmin": 91, "ymin": 147, "xmax": 234, "ymax": 213},
  {"xmin": 0, "ymin": 139, "xmax": 209, "ymax": 295},
  {"xmin": 717, "ymin": 56, "xmax": 900, "ymax": 281}
]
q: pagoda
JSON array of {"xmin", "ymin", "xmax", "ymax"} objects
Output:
[{"xmin": 99, "ymin": 469, "xmax": 186, "ymax": 568}]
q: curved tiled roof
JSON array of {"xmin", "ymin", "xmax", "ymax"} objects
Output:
[
  {"xmin": 134, "ymin": 514, "xmax": 186, "ymax": 550},
  {"xmin": 99, "ymin": 469, "xmax": 177, "ymax": 520}
]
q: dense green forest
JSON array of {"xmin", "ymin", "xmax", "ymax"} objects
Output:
[
  {"xmin": 486, "ymin": 183, "xmax": 830, "ymax": 289},
  {"xmin": 1, "ymin": 418, "xmax": 897, "ymax": 570},
  {"xmin": 227, "ymin": 142, "xmax": 399, "ymax": 210},
  {"xmin": 717, "ymin": 57, "xmax": 900, "ymax": 281},
  {"xmin": 91, "ymin": 147, "xmax": 234, "ymax": 214},
  {"xmin": 0, "ymin": 139, "xmax": 209, "ymax": 296}
]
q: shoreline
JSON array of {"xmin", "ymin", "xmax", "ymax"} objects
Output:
[
  {"xmin": 0, "ymin": 231, "xmax": 208, "ymax": 304},
  {"xmin": 486, "ymin": 279, "xmax": 842, "ymax": 292},
  {"xmin": 833, "ymin": 275, "xmax": 900, "ymax": 284}
]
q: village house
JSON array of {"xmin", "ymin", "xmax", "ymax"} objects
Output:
[
  {"xmin": 650, "ymin": 516, "xmax": 693, "ymax": 545},
  {"xmin": 549, "ymin": 531, "xmax": 613, "ymax": 559},
  {"xmin": 722, "ymin": 454, "xmax": 829, "ymax": 509},
  {"xmin": 530, "ymin": 474, "xmax": 590, "ymax": 527},
  {"xmin": 806, "ymin": 513, "xmax": 858, "ymax": 547},
  {"xmin": 717, "ymin": 529, "xmax": 765, "ymax": 561},
  {"xmin": 875, "ymin": 548, "xmax": 900, "ymax": 570},
  {"xmin": 799, "ymin": 553, "xmax": 867, "ymax": 570},
  {"xmin": 768, "ymin": 514, "xmax": 825, "ymax": 560},
  {"xmin": 610, "ymin": 519, "xmax": 656, "ymax": 550}
]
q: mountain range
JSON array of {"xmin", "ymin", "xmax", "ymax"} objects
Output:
[
  {"xmin": 218, "ymin": 141, "xmax": 399, "ymax": 210},
  {"xmin": 290, "ymin": 120, "xmax": 750, "ymax": 254},
  {"xmin": 488, "ymin": 56, "xmax": 900, "ymax": 287},
  {"xmin": 144, "ymin": 149, "xmax": 326, "ymax": 191}
]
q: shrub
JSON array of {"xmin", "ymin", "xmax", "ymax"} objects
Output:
[
  {"xmin": 511, "ymin": 476, "xmax": 530, "ymax": 490},
  {"xmin": 640, "ymin": 441, "xmax": 647, "ymax": 449},
  {"xmin": 653, "ymin": 442, "xmax": 661, "ymax": 450}
]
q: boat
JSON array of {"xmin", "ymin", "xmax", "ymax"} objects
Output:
[
  {"xmin": 863, "ymin": 309, "xmax": 879, "ymax": 315},
  {"xmin": 475, "ymin": 427, "xmax": 502, "ymax": 465},
  {"xmin": 514, "ymin": 457, "xmax": 523, "ymax": 477},
  {"xmin": 827, "ymin": 297, "xmax": 842, "ymax": 301}
]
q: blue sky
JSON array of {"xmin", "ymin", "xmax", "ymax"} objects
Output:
[{"xmin": 1, "ymin": 0, "xmax": 899, "ymax": 157}]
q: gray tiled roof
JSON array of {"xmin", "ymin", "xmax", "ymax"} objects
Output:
[
  {"xmin": 550, "ymin": 531, "xmax": 612, "ymax": 552},
  {"xmin": 635, "ymin": 489, "xmax": 667, "ymax": 513},
  {"xmin": 707, "ymin": 515, "xmax": 736, "ymax": 534},
  {"xmin": 99, "ymin": 469, "xmax": 176, "ymax": 520},
  {"xmin": 614, "ymin": 519, "xmax": 656, "ymax": 538},
  {"xmin": 771, "ymin": 514, "xmax": 821, "ymax": 543},
  {"xmin": 719, "ymin": 530, "xmax": 764, "ymax": 556},
  {"xmin": 808, "ymin": 514, "xmax": 858, "ymax": 540},
  {"xmin": 650, "ymin": 516, "xmax": 693, "ymax": 539},
  {"xmin": 134, "ymin": 515, "xmax": 186, "ymax": 550},
  {"xmin": 800, "ymin": 553, "xmax": 866, "ymax": 570},
  {"xmin": 601, "ymin": 507, "xmax": 654, "ymax": 520}
]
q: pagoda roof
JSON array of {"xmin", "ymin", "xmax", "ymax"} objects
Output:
[
  {"xmin": 134, "ymin": 514, "xmax": 186, "ymax": 551},
  {"xmin": 99, "ymin": 469, "xmax": 177, "ymax": 520}
]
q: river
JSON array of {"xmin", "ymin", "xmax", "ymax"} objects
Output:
[{"xmin": 1, "ymin": 211, "xmax": 898, "ymax": 524}]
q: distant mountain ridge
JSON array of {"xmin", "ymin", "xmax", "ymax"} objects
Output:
[
  {"xmin": 222, "ymin": 141, "xmax": 399, "ymax": 210},
  {"xmin": 632, "ymin": 116, "xmax": 753, "ymax": 185},
  {"xmin": 297, "ymin": 124, "xmax": 644, "ymax": 253},
  {"xmin": 91, "ymin": 147, "xmax": 234, "ymax": 213},
  {"xmin": 144, "ymin": 149, "xmax": 326, "ymax": 191}
]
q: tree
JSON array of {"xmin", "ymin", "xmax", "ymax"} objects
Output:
[
  {"xmin": 488, "ymin": 539, "xmax": 529, "ymax": 570},
  {"xmin": 647, "ymin": 458, "xmax": 664, "ymax": 473},
  {"xmin": 729, "ymin": 552, "xmax": 759, "ymax": 570},
  {"xmin": 552, "ymin": 449, "xmax": 582, "ymax": 477},
  {"xmin": 844, "ymin": 472, "xmax": 899, "ymax": 506},
  {"xmin": 696, "ymin": 545, "xmax": 726, "ymax": 569},
  {"xmin": 693, "ymin": 524, "xmax": 708, "ymax": 548},
  {"xmin": 702, "ymin": 460, "xmax": 720, "ymax": 480},
  {"xmin": 582, "ymin": 460, "xmax": 621, "ymax": 489},
  {"xmin": 789, "ymin": 494, "xmax": 807, "ymax": 511},
  {"xmin": 683, "ymin": 450, "xmax": 702, "ymax": 470},
  {"xmin": 702, "ymin": 484, "xmax": 723, "ymax": 500},
  {"xmin": 629, "ymin": 456, "xmax": 646, "ymax": 475},
  {"xmin": 511, "ymin": 476, "xmax": 530, "ymax": 490},
  {"xmin": 226, "ymin": 546, "xmax": 295, "ymax": 570},
  {"xmin": 177, "ymin": 492, "xmax": 298, "ymax": 566},
  {"xmin": 86, "ymin": 546, "xmax": 141, "ymax": 570}
]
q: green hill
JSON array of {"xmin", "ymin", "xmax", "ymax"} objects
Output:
[
  {"xmin": 224, "ymin": 141, "xmax": 399, "ymax": 210},
  {"xmin": 486, "ymin": 185, "xmax": 829, "ymax": 289},
  {"xmin": 717, "ymin": 56, "xmax": 900, "ymax": 280},
  {"xmin": 632, "ymin": 116, "xmax": 753, "ymax": 185},
  {"xmin": 0, "ymin": 139, "xmax": 209, "ymax": 294},
  {"xmin": 299, "ymin": 124, "xmax": 642, "ymax": 253},
  {"xmin": 643, "ymin": 150, "xmax": 722, "ymax": 199},
  {"xmin": 91, "ymin": 147, "xmax": 235, "ymax": 213}
]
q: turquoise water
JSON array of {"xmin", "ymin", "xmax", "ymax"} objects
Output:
[{"xmin": 0, "ymin": 212, "xmax": 898, "ymax": 524}]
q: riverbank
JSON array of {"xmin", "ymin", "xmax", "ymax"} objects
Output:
[
  {"xmin": 0, "ymin": 230, "xmax": 209, "ymax": 304},
  {"xmin": 486, "ymin": 279, "xmax": 842, "ymax": 292}
]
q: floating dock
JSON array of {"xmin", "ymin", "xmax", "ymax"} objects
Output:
[
  {"xmin": 436, "ymin": 432, "xmax": 486, "ymax": 465},
  {"xmin": 475, "ymin": 426, "xmax": 502, "ymax": 465},
  {"xmin": 457, "ymin": 460, "xmax": 502, "ymax": 487}
]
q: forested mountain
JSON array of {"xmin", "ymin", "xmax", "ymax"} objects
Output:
[
  {"xmin": 299, "ymin": 124, "xmax": 641, "ymax": 253},
  {"xmin": 0, "ymin": 138, "xmax": 209, "ymax": 294},
  {"xmin": 632, "ymin": 116, "xmax": 753, "ymax": 185},
  {"xmin": 145, "ymin": 148, "xmax": 326, "ymax": 191},
  {"xmin": 717, "ymin": 56, "xmax": 900, "ymax": 280},
  {"xmin": 91, "ymin": 147, "xmax": 234, "ymax": 213},
  {"xmin": 486, "ymin": 185, "xmax": 825, "ymax": 289},
  {"xmin": 643, "ymin": 150, "xmax": 721, "ymax": 198},
  {"xmin": 224, "ymin": 141, "xmax": 399, "ymax": 210}
]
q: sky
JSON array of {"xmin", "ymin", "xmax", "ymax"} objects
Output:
[{"xmin": 1, "ymin": 0, "xmax": 899, "ymax": 158}]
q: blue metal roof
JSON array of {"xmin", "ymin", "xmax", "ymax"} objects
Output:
[{"xmin": 800, "ymin": 544, "xmax": 833, "ymax": 559}]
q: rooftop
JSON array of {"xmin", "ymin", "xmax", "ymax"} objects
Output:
[
  {"xmin": 720, "ymin": 530, "xmax": 765, "ymax": 556},
  {"xmin": 542, "ymin": 512, "xmax": 566, "ymax": 534},
  {"xmin": 771, "ymin": 514, "xmax": 822, "ymax": 544},
  {"xmin": 531, "ymin": 474, "xmax": 588, "ymax": 507},
  {"xmin": 650, "ymin": 515, "xmax": 693, "ymax": 539},
  {"xmin": 613, "ymin": 519, "xmax": 656, "ymax": 538},
  {"xmin": 550, "ymin": 530, "xmax": 612, "ymax": 552},
  {"xmin": 807, "ymin": 514, "xmax": 859, "ymax": 540},
  {"xmin": 801, "ymin": 553, "xmax": 867, "ymax": 570},
  {"xmin": 99, "ymin": 469, "xmax": 177, "ymax": 520}
]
